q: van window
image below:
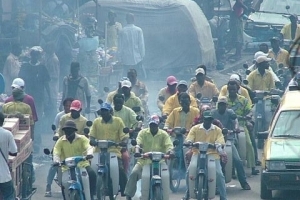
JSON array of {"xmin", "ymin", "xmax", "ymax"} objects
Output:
[{"xmin": 272, "ymin": 111, "xmax": 300, "ymax": 136}]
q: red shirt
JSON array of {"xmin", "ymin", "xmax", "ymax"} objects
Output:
[{"xmin": 5, "ymin": 94, "xmax": 38, "ymax": 122}]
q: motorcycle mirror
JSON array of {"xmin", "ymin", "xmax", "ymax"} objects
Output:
[
  {"xmin": 181, "ymin": 128, "xmax": 187, "ymax": 134},
  {"xmin": 173, "ymin": 139, "xmax": 179, "ymax": 146},
  {"xmin": 196, "ymin": 93, "xmax": 202, "ymax": 100},
  {"xmin": 98, "ymin": 99, "xmax": 104, "ymax": 104},
  {"xmin": 222, "ymin": 128, "xmax": 228, "ymax": 135},
  {"xmin": 86, "ymin": 121, "xmax": 93, "ymax": 127},
  {"xmin": 103, "ymin": 87, "xmax": 110, "ymax": 93},
  {"xmin": 243, "ymin": 63, "xmax": 249, "ymax": 69},
  {"xmin": 212, "ymin": 96, "xmax": 218, "ymax": 103},
  {"xmin": 131, "ymin": 139, "xmax": 137, "ymax": 146},
  {"xmin": 123, "ymin": 127, "xmax": 130, "ymax": 133},
  {"xmin": 51, "ymin": 124, "xmax": 56, "ymax": 131},
  {"xmin": 158, "ymin": 96, "xmax": 165, "ymax": 102},
  {"xmin": 278, "ymin": 64, "xmax": 284, "ymax": 69},
  {"xmin": 83, "ymin": 128, "xmax": 90, "ymax": 134},
  {"xmin": 132, "ymin": 106, "xmax": 141, "ymax": 113},
  {"xmin": 275, "ymin": 81, "xmax": 282, "ymax": 89},
  {"xmin": 245, "ymin": 70, "xmax": 251, "ymax": 75},
  {"xmin": 44, "ymin": 148, "xmax": 51, "ymax": 155},
  {"xmin": 243, "ymin": 80, "xmax": 249, "ymax": 85},
  {"xmin": 136, "ymin": 115, "xmax": 144, "ymax": 121}
]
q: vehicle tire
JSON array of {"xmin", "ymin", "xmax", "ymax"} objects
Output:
[
  {"xmin": 169, "ymin": 157, "xmax": 181, "ymax": 193},
  {"xmin": 153, "ymin": 185, "xmax": 163, "ymax": 200},
  {"xmin": 97, "ymin": 175, "xmax": 107, "ymax": 200},
  {"xmin": 196, "ymin": 175, "xmax": 204, "ymax": 200},
  {"xmin": 260, "ymin": 175, "xmax": 272, "ymax": 199},
  {"xmin": 69, "ymin": 189, "xmax": 81, "ymax": 200}
]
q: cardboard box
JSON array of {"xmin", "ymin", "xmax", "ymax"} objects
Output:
[
  {"xmin": 4, "ymin": 118, "xmax": 19, "ymax": 128},
  {"xmin": 9, "ymin": 140, "xmax": 32, "ymax": 170},
  {"xmin": 3, "ymin": 121, "xmax": 19, "ymax": 135},
  {"xmin": 19, "ymin": 115, "xmax": 30, "ymax": 130},
  {"xmin": 14, "ymin": 129, "xmax": 31, "ymax": 152}
]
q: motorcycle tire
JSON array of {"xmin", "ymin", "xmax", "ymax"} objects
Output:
[
  {"xmin": 97, "ymin": 175, "xmax": 107, "ymax": 200},
  {"xmin": 153, "ymin": 185, "xmax": 163, "ymax": 200},
  {"xmin": 69, "ymin": 189, "xmax": 80, "ymax": 200},
  {"xmin": 196, "ymin": 175, "xmax": 204, "ymax": 200},
  {"xmin": 169, "ymin": 157, "xmax": 181, "ymax": 193}
]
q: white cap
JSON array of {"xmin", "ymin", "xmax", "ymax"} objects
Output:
[
  {"xmin": 229, "ymin": 74, "xmax": 241, "ymax": 83},
  {"xmin": 256, "ymin": 56, "xmax": 272, "ymax": 64},
  {"xmin": 121, "ymin": 80, "xmax": 132, "ymax": 88},
  {"xmin": 254, "ymin": 51, "xmax": 268, "ymax": 61},
  {"xmin": 11, "ymin": 78, "xmax": 25, "ymax": 89},
  {"xmin": 195, "ymin": 68, "xmax": 205, "ymax": 75}
]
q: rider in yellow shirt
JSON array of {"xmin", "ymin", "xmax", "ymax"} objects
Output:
[{"xmin": 157, "ymin": 76, "xmax": 178, "ymax": 111}]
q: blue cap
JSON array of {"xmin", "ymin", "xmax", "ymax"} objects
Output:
[{"xmin": 100, "ymin": 102, "xmax": 112, "ymax": 111}]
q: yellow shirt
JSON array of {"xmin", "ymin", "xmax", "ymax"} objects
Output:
[
  {"xmin": 89, "ymin": 116, "xmax": 128, "ymax": 158},
  {"xmin": 185, "ymin": 124, "xmax": 225, "ymax": 159},
  {"xmin": 124, "ymin": 93, "xmax": 144, "ymax": 113},
  {"xmin": 163, "ymin": 93, "xmax": 198, "ymax": 115},
  {"xmin": 2, "ymin": 101, "xmax": 34, "ymax": 125},
  {"xmin": 53, "ymin": 133, "xmax": 93, "ymax": 172},
  {"xmin": 106, "ymin": 90, "xmax": 135, "ymax": 104},
  {"xmin": 268, "ymin": 48, "xmax": 289, "ymax": 68},
  {"xmin": 131, "ymin": 80, "xmax": 149, "ymax": 102},
  {"xmin": 247, "ymin": 69, "xmax": 275, "ymax": 91},
  {"xmin": 107, "ymin": 22, "xmax": 122, "ymax": 49},
  {"xmin": 136, "ymin": 128, "xmax": 174, "ymax": 166},
  {"xmin": 219, "ymin": 85, "xmax": 252, "ymax": 105},
  {"xmin": 280, "ymin": 23, "xmax": 300, "ymax": 41},
  {"xmin": 113, "ymin": 105, "xmax": 137, "ymax": 128},
  {"xmin": 157, "ymin": 87, "xmax": 175, "ymax": 111},
  {"xmin": 189, "ymin": 81, "xmax": 219, "ymax": 99},
  {"xmin": 57, "ymin": 113, "xmax": 88, "ymax": 137},
  {"xmin": 165, "ymin": 106, "xmax": 200, "ymax": 130}
]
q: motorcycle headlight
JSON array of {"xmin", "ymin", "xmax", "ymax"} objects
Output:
[
  {"xmin": 266, "ymin": 161, "xmax": 286, "ymax": 171},
  {"xmin": 65, "ymin": 158, "xmax": 76, "ymax": 167}
]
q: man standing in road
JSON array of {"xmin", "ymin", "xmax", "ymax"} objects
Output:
[
  {"xmin": 0, "ymin": 112, "xmax": 18, "ymax": 200},
  {"xmin": 118, "ymin": 13, "xmax": 145, "ymax": 77},
  {"xmin": 107, "ymin": 10, "xmax": 122, "ymax": 49}
]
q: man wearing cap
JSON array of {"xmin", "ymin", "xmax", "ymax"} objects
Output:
[
  {"xmin": 280, "ymin": 14, "xmax": 300, "ymax": 41},
  {"xmin": 190, "ymin": 65, "xmax": 214, "ymax": 84},
  {"xmin": 56, "ymin": 100, "xmax": 88, "ymax": 138},
  {"xmin": 120, "ymin": 80, "xmax": 144, "ymax": 114},
  {"xmin": 247, "ymin": 56, "xmax": 275, "ymax": 91},
  {"xmin": 127, "ymin": 69, "xmax": 149, "ymax": 116},
  {"xmin": 53, "ymin": 120, "xmax": 96, "ymax": 199},
  {"xmin": 89, "ymin": 102, "xmax": 128, "ymax": 196},
  {"xmin": 268, "ymin": 37, "xmax": 289, "ymax": 69},
  {"xmin": 189, "ymin": 68, "xmax": 219, "ymax": 99},
  {"xmin": 226, "ymin": 83, "xmax": 259, "ymax": 175},
  {"xmin": 184, "ymin": 110, "xmax": 227, "ymax": 200},
  {"xmin": 163, "ymin": 80, "xmax": 198, "ymax": 116},
  {"xmin": 157, "ymin": 76, "xmax": 178, "ymax": 111},
  {"xmin": 124, "ymin": 115, "xmax": 174, "ymax": 200},
  {"xmin": 106, "ymin": 77, "xmax": 135, "ymax": 104},
  {"xmin": 211, "ymin": 96, "xmax": 251, "ymax": 190}
]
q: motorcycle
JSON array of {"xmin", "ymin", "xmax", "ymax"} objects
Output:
[
  {"xmin": 131, "ymin": 140, "xmax": 171, "ymax": 200},
  {"xmin": 222, "ymin": 129, "xmax": 236, "ymax": 183},
  {"xmin": 183, "ymin": 142, "xmax": 221, "ymax": 200},
  {"xmin": 195, "ymin": 93, "xmax": 218, "ymax": 109}
]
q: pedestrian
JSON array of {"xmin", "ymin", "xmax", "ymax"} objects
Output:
[
  {"xmin": 3, "ymin": 43, "xmax": 22, "ymax": 94},
  {"xmin": 107, "ymin": 10, "xmax": 122, "ymax": 49},
  {"xmin": 118, "ymin": 13, "xmax": 145, "ymax": 78},
  {"xmin": 0, "ymin": 112, "xmax": 18, "ymax": 200}
]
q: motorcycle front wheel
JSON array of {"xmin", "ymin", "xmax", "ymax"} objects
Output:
[
  {"xmin": 69, "ymin": 189, "xmax": 80, "ymax": 200},
  {"xmin": 153, "ymin": 185, "xmax": 163, "ymax": 200},
  {"xmin": 169, "ymin": 157, "xmax": 181, "ymax": 193},
  {"xmin": 196, "ymin": 175, "xmax": 204, "ymax": 200},
  {"xmin": 97, "ymin": 175, "xmax": 107, "ymax": 200}
]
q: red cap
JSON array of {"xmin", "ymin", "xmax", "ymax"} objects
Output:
[
  {"xmin": 166, "ymin": 76, "xmax": 178, "ymax": 85},
  {"xmin": 70, "ymin": 100, "xmax": 82, "ymax": 111}
]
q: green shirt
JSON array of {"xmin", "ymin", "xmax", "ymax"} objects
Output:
[
  {"xmin": 226, "ymin": 95, "xmax": 252, "ymax": 125},
  {"xmin": 113, "ymin": 105, "xmax": 138, "ymax": 128}
]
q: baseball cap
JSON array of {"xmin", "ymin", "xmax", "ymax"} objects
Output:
[
  {"xmin": 121, "ymin": 80, "xmax": 132, "ymax": 88},
  {"xmin": 229, "ymin": 74, "xmax": 241, "ymax": 83},
  {"xmin": 177, "ymin": 80, "xmax": 188, "ymax": 86},
  {"xmin": 195, "ymin": 68, "xmax": 205, "ymax": 75},
  {"xmin": 203, "ymin": 110, "xmax": 213, "ymax": 119},
  {"xmin": 256, "ymin": 56, "xmax": 272, "ymax": 64},
  {"xmin": 254, "ymin": 51, "xmax": 268, "ymax": 61},
  {"xmin": 11, "ymin": 78, "xmax": 25, "ymax": 89},
  {"xmin": 62, "ymin": 120, "xmax": 78, "ymax": 131},
  {"xmin": 148, "ymin": 115, "xmax": 160, "ymax": 125},
  {"xmin": 120, "ymin": 77, "xmax": 129, "ymax": 82},
  {"xmin": 218, "ymin": 96, "xmax": 228, "ymax": 104},
  {"xmin": 70, "ymin": 100, "xmax": 82, "ymax": 111},
  {"xmin": 166, "ymin": 76, "xmax": 178, "ymax": 85},
  {"xmin": 100, "ymin": 102, "xmax": 112, "ymax": 111},
  {"xmin": 270, "ymin": 37, "xmax": 280, "ymax": 42}
]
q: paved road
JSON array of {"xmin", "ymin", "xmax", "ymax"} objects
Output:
[{"xmin": 32, "ymin": 68, "xmax": 298, "ymax": 200}]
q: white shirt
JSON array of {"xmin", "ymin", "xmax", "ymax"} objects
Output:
[
  {"xmin": 0, "ymin": 127, "xmax": 17, "ymax": 183},
  {"xmin": 118, "ymin": 24, "xmax": 145, "ymax": 65},
  {"xmin": 247, "ymin": 64, "xmax": 280, "ymax": 82},
  {"xmin": 54, "ymin": 111, "xmax": 67, "ymax": 128}
]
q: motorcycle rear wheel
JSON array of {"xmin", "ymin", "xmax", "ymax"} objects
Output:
[
  {"xmin": 69, "ymin": 189, "xmax": 80, "ymax": 200},
  {"xmin": 169, "ymin": 157, "xmax": 181, "ymax": 193},
  {"xmin": 97, "ymin": 175, "xmax": 107, "ymax": 200}
]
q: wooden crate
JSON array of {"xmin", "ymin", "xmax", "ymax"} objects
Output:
[
  {"xmin": 3, "ymin": 121, "xmax": 19, "ymax": 135},
  {"xmin": 9, "ymin": 140, "xmax": 32, "ymax": 170},
  {"xmin": 19, "ymin": 115, "xmax": 30, "ymax": 130},
  {"xmin": 14, "ymin": 129, "xmax": 31, "ymax": 152}
]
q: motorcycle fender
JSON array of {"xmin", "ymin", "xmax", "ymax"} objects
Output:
[
  {"xmin": 160, "ymin": 162, "xmax": 170, "ymax": 200},
  {"xmin": 207, "ymin": 155, "xmax": 216, "ymax": 199},
  {"xmin": 91, "ymin": 153, "xmax": 98, "ymax": 174},
  {"xmin": 224, "ymin": 141, "xmax": 233, "ymax": 183},
  {"xmin": 188, "ymin": 154, "xmax": 198, "ymax": 199},
  {"xmin": 141, "ymin": 164, "xmax": 151, "ymax": 200},
  {"xmin": 80, "ymin": 168, "xmax": 91, "ymax": 200},
  {"xmin": 237, "ymin": 131, "xmax": 247, "ymax": 162},
  {"xmin": 109, "ymin": 152, "xmax": 119, "ymax": 195}
]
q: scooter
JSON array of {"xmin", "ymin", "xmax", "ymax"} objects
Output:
[
  {"xmin": 183, "ymin": 142, "xmax": 220, "ymax": 200},
  {"xmin": 131, "ymin": 140, "xmax": 171, "ymax": 200},
  {"xmin": 222, "ymin": 129, "xmax": 236, "ymax": 183},
  {"xmin": 195, "ymin": 93, "xmax": 218, "ymax": 109}
]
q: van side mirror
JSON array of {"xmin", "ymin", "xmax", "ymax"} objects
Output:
[
  {"xmin": 83, "ymin": 128, "xmax": 90, "ymax": 134},
  {"xmin": 158, "ymin": 96, "xmax": 165, "ymax": 102},
  {"xmin": 44, "ymin": 148, "xmax": 51, "ymax": 155},
  {"xmin": 257, "ymin": 131, "xmax": 269, "ymax": 139}
]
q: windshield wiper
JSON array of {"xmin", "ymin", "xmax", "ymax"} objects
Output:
[{"xmin": 273, "ymin": 134, "xmax": 300, "ymax": 138}]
